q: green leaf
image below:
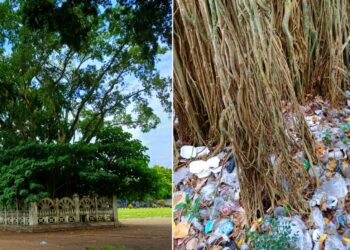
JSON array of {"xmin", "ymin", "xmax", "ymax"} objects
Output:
[
  {"xmin": 185, "ymin": 194, "xmax": 191, "ymax": 204},
  {"xmin": 175, "ymin": 202, "xmax": 187, "ymax": 210}
]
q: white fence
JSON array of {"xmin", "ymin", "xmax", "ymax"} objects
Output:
[{"xmin": 0, "ymin": 194, "xmax": 118, "ymax": 227}]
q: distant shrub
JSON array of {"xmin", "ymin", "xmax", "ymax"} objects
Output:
[
  {"xmin": 157, "ymin": 200, "xmax": 166, "ymax": 207},
  {"xmin": 151, "ymin": 203, "xmax": 157, "ymax": 208},
  {"xmin": 128, "ymin": 204, "xmax": 134, "ymax": 209}
]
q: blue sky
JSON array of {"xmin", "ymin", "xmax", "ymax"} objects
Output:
[{"xmin": 124, "ymin": 51, "xmax": 172, "ymax": 168}]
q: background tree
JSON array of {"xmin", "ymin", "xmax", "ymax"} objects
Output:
[
  {"xmin": 0, "ymin": 0, "xmax": 171, "ymax": 147},
  {"xmin": 0, "ymin": 127, "xmax": 159, "ymax": 206},
  {"xmin": 152, "ymin": 165, "xmax": 172, "ymax": 200},
  {"xmin": 0, "ymin": 0, "xmax": 171, "ymax": 204}
]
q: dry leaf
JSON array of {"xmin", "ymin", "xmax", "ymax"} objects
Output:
[
  {"xmin": 174, "ymin": 222, "xmax": 191, "ymax": 239},
  {"xmin": 319, "ymin": 234, "xmax": 327, "ymax": 250},
  {"xmin": 320, "ymin": 197, "xmax": 327, "ymax": 212},
  {"xmin": 316, "ymin": 147, "xmax": 326, "ymax": 157},
  {"xmin": 343, "ymin": 237, "xmax": 350, "ymax": 244},
  {"xmin": 186, "ymin": 238, "xmax": 198, "ymax": 250},
  {"xmin": 327, "ymin": 159, "xmax": 337, "ymax": 171},
  {"xmin": 195, "ymin": 177, "xmax": 208, "ymax": 193},
  {"xmin": 174, "ymin": 192, "xmax": 186, "ymax": 207},
  {"xmin": 324, "ymin": 169, "xmax": 335, "ymax": 178},
  {"xmin": 233, "ymin": 210, "xmax": 247, "ymax": 228}
]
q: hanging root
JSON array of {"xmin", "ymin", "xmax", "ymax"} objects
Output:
[{"xmin": 174, "ymin": 0, "xmax": 350, "ymax": 223}]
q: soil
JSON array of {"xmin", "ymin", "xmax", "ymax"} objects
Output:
[{"xmin": 0, "ymin": 218, "xmax": 172, "ymax": 250}]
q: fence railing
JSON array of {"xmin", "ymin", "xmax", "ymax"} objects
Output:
[{"xmin": 0, "ymin": 194, "xmax": 118, "ymax": 226}]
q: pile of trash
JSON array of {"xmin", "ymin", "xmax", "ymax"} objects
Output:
[{"xmin": 173, "ymin": 93, "xmax": 350, "ymax": 250}]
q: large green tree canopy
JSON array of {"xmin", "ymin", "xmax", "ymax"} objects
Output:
[
  {"xmin": 0, "ymin": 127, "xmax": 159, "ymax": 205},
  {"xmin": 152, "ymin": 165, "xmax": 171, "ymax": 200},
  {"xmin": 0, "ymin": 0, "xmax": 171, "ymax": 147},
  {"xmin": 0, "ymin": 0, "xmax": 171, "ymax": 203}
]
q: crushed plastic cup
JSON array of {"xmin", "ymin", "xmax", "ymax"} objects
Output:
[
  {"xmin": 180, "ymin": 145, "xmax": 210, "ymax": 159},
  {"xmin": 207, "ymin": 156, "xmax": 220, "ymax": 168},
  {"xmin": 315, "ymin": 176, "xmax": 348, "ymax": 199},
  {"xmin": 196, "ymin": 170, "xmax": 211, "ymax": 179},
  {"xmin": 192, "ymin": 217, "xmax": 204, "ymax": 231},
  {"xmin": 211, "ymin": 166, "xmax": 222, "ymax": 174},
  {"xmin": 207, "ymin": 230, "xmax": 230, "ymax": 245},
  {"xmin": 205, "ymin": 220, "xmax": 214, "ymax": 234},
  {"xmin": 326, "ymin": 195, "xmax": 338, "ymax": 209},
  {"xmin": 173, "ymin": 167, "xmax": 190, "ymax": 186},
  {"xmin": 240, "ymin": 243, "xmax": 250, "ymax": 250},
  {"xmin": 328, "ymin": 149, "xmax": 345, "ymax": 160},
  {"xmin": 312, "ymin": 207, "xmax": 325, "ymax": 230},
  {"xmin": 306, "ymin": 116, "xmax": 319, "ymax": 126},
  {"xmin": 180, "ymin": 145, "xmax": 197, "ymax": 159},
  {"xmin": 219, "ymin": 220, "xmax": 235, "ymax": 235},
  {"xmin": 311, "ymin": 190, "xmax": 326, "ymax": 206},
  {"xmin": 315, "ymin": 109, "xmax": 322, "ymax": 115},
  {"xmin": 303, "ymin": 231, "xmax": 313, "ymax": 250},
  {"xmin": 189, "ymin": 160, "xmax": 211, "ymax": 178},
  {"xmin": 324, "ymin": 220, "xmax": 337, "ymax": 235},
  {"xmin": 189, "ymin": 160, "xmax": 209, "ymax": 174},
  {"xmin": 189, "ymin": 158, "xmax": 222, "ymax": 178},
  {"xmin": 273, "ymin": 207, "xmax": 285, "ymax": 217},
  {"xmin": 312, "ymin": 229, "xmax": 323, "ymax": 241},
  {"xmin": 200, "ymin": 183, "xmax": 217, "ymax": 201},
  {"xmin": 196, "ymin": 146, "xmax": 210, "ymax": 157},
  {"xmin": 336, "ymin": 213, "xmax": 347, "ymax": 228},
  {"xmin": 325, "ymin": 235, "xmax": 346, "ymax": 250},
  {"xmin": 310, "ymin": 125, "xmax": 319, "ymax": 132},
  {"xmin": 221, "ymin": 168, "xmax": 239, "ymax": 188}
]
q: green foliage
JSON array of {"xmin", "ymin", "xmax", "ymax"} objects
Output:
[
  {"xmin": 322, "ymin": 129, "xmax": 332, "ymax": 145},
  {"xmin": 127, "ymin": 204, "xmax": 133, "ymax": 209},
  {"xmin": 0, "ymin": 127, "xmax": 160, "ymax": 206},
  {"xmin": 282, "ymin": 203, "xmax": 292, "ymax": 216},
  {"xmin": 157, "ymin": 200, "xmax": 165, "ymax": 207},
  {"xmin": 22, "ymin": 0, "xmax": 171, "ymax": 52},
  {"xmin": 152, "ymin": 165, "xmax": 171, "ymax": 199},
  {"xmin": 340, "ymin": 123, "xmax": 350, "ymax": 133},
  {"xmin": 175, "ymin": 195, "xmax": 200, "ymax": 222},
  {"xmin": 303, "ymin": 159, "xmax": 311, "ymax": 171},
  {"xmin": 0, "ymin": 0, "xmax": 171, "ymax": 148},
  {"xmin": 341, "ymin": 123, "xmax": 350, "ymax": 144},
  {"xmin": 151, "ymin": 203, "xmax": 157, "ymax": 208},
  {"xmin": 247, "ymin": 218, "xmax": 298, "ymax": 250}
]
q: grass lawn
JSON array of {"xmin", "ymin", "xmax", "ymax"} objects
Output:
[{"xmin": 118, "ymin": 208, "xmax": 172, "ymax": 219}]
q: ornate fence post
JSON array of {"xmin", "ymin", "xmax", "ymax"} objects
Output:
[
  {"xmin": 73, "ymin": 194, "xmax": 80, "ymax": 223},
  {"xmin": 94, "ymin": 196, "xmax": 98, "ymax": 222},
  {"xmin": 29, "ymin": 202, "xmax": 38, "ymax": 226},
  {"xmin": 55, "ymin": 198, "xmax": 59, "ymax": 223},
  {"xmin": 112, "ymin": 195, "xmax": 118, "ymax": 226},
  {"xmin": 4, "ymin": 207, "xmax": 7, "ymax": 226}
]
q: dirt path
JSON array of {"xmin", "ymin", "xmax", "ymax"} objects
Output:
[{"xmin": 0, "ymin": 218, "xmax": 172, "ymax": 250}]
